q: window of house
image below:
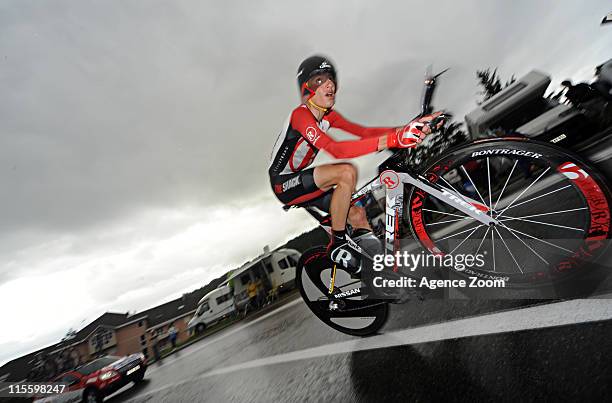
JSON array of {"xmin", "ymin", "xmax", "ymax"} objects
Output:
[
  {"xmin": 279, "ymin": 258, "xmax": 289, "ymax": 270},
  {"xmin": 138, "ymin": 321, "xmax": 143, "ymax": 327},
  {"xmin": 140, "ymin": 335, "xmax": 145, "ymax": 342},
  {"xmin": 264, "ymin": 261, "xmax": 274, "ymax": 273}
]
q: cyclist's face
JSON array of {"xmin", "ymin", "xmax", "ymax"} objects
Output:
[{"xmin": 308, "ymin": 73, "xmax": 336, "ymax": 108}]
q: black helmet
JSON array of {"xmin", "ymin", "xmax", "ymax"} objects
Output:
[{"xmin": 297, "ymin": 55, "xmax": 337, "ymax": 98}]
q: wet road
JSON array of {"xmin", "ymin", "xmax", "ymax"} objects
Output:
[
  {"xmin": 108, "ymin": 296, "xmax": 612, "ymax": 402},
  {"xmin": 106, "ymin": 133, "xmax": 612, "ymax": 402}
]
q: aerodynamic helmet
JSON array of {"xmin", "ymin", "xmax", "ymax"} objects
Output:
[{"xmin": 297, "ymin": 55, "xmax": 337, "ymax": 99}]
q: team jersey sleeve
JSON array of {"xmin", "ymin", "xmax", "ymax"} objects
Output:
[
  {"xmin": 291, "ymin": 106, "xmax": 380, "ymax": 159},
  {"xmin": 326, "ymin": 110, "xmax": 397, "ymax": 138}
]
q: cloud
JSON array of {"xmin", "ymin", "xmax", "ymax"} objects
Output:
[
  {"xmin": 1, "ymin": 0, "xmax": 611, "ymax": 364},
  {"xmin": 0, "ymin": 197, "xmax": 313, "ymax": 364}
]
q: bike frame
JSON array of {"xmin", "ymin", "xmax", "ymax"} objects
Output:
[
  {"xmin": 305, "ymin": 163, "xmax": 498, "ymax": 259},
  {"xmin": 378, "ymin": 168, "xmax": 498, "ymax": 257},
  {"xmin": 299, "ymin": 161, "xmax": 500, "ymax": 303}
]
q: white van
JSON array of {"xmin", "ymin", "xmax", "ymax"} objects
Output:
[
  {"xmin": 187, "ymin": 285, "xmax": 236, "ymax": 334},
  {"xmin": 263, "ymin": 249, "xmax": 300, "ymax": 292},
  {"xmin": 228, "ymin": 248, "xmax": 301, "ymax": 310}
]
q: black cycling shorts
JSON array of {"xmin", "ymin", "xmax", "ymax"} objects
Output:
[{"xmin": 270, "ymin": 168, "xmax": 332, "ymax": 212}]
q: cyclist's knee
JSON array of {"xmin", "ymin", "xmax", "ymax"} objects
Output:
[{"xmin": 337, "ymin": 164, "xmax": 357, "ymax": 187}]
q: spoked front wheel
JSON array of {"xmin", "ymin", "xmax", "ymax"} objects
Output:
[
  {"xmin": 407, "ymin": 138, "xmax": 612, "ymax": 287},
  {"xmin": 296, "ymin": 246, "xmax": 389, "ymax": 336}
]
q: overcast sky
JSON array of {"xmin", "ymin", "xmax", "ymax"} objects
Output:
[{"xmin": 1, "ymin": 0, "xmax": 611, "ymax": 365}]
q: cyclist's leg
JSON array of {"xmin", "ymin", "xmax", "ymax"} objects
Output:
[
  {"xmin": 313, "ymin": 163, "xmax": 357, "ymax": 231},
  {"xmin": 272, "ymin": 165, "xmax": 370, "ymax": 271},
  {"xmin": 313, "ymin": 163, "xmax": 366, "ymax": 270},
  {"xmin": 271, "ymin": 169, "xmax": 327, "ymax": 206},
  {"xmin": 348, "ymin": 206, "xmax": 371, "ymax": 233},
  {"xmin": 272, "ymin": 164, "xmax": 370, "ymax": 232},
  {"xmin": 312, "ymin": 164, "xmax": 372, "ymax": 232}
]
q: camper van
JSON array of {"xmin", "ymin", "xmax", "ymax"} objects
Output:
[
  {"xmin": 187, "ymin": 285, "xmax": 235, "ymax": 334},
  {"xmin": 227, "ymin": 248, "xmax": 301, "ymax": 311}
]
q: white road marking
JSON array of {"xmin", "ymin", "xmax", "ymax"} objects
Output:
[
  {"xmin": 132, "ymin": 298, "xmax": 612, "ymax": 400},
  {"xmin": 201, "ymin": 299, "xmax": 612, "ymax": 377}
]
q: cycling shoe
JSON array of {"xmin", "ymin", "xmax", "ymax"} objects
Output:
[{"xmin": 327, "ymin": 238, "xmax": 362, "ymax": 275}]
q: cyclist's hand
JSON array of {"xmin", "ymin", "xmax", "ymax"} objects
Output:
[
  {"xmin": 417, "ymin": 111, "xmax": 448, "ymax": 133},
  {"xmin": 387, "ymin": 121, "xmax": 427, "ymax": 149}
]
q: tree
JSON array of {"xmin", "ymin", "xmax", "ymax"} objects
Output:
[{"xmin": 476, "ymin": 68, "xmax": 516, "ymax": 103}]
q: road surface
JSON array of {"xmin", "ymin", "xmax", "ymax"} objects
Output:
[{"xmin": 107, "ymin": 296, "xmax": 612, "ymax": 402}]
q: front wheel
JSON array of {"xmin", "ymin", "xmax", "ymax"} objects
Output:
[
  {"xmin": 296, "ymin": 246, "xmax": 389, "ymax": 336},
  {"xmin": 407, "ymin": 138, "xmax": 612, "ymax": 287}
]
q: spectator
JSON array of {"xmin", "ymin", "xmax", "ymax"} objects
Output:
[
  {"xmin": 151, "ymin": 332, "xmax": 161, "ymax": 363},
  {"xmin": 168, "ymin": 325, "xmax": 178, "ymax": 349},
  {"xmin": 247, "ymin": 279, "xmax": 258, "ymax": 309},
  {"xmin": 254, "ymin": 276, "xmax": 265, "ymax": 307}
]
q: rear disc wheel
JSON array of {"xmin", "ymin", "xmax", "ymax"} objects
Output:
[{"xmin": 296, "ymin": 246, "xmax": 389, "ymax": 336}]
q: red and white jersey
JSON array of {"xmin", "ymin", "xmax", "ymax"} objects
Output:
[{"xmin": 268, "ymin": 105, "xmax": 395, "ymax": 177}]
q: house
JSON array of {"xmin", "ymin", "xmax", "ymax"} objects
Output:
[
  {"xmin": 0, "ymin": 312, "xmax": 136, "ymax": 382},
  {"xmin": 0, "ymin": 279, "xmax": 225, "ymax": 382}
]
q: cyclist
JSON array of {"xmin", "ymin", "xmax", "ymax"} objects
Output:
[{"xmin": 269, "ymin": 55, "xmax": 440, "ymax": 272}]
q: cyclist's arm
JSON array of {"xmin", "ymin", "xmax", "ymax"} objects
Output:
[
  {"xmin": 292, "ymin": 107, "xmax": 385, "ymax": 158},
  {"xmin": 327, "ymin": 110, "xmax": 397, "ymax": 139}
]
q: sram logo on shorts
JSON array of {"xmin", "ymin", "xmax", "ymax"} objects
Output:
[
  {"xmin": 282, "ymin": 176, "xmax": 301, "ymax": 192},
  {"xmin": 471, "ymin": 149, "xmax": 543, "ymax": 158}
]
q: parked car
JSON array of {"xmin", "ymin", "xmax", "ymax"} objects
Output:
[
  {"xmin": 34, "ymin": 354, "xmax": 147, "ymax": 403},
  {"xmin": 187, "ymin": 285, "xmax": 236, "ymax": 334}
]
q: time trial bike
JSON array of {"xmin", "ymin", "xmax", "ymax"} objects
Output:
[{"xmin": 289, "ymin": 70, "xmax": 612, "ymax": 336}]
